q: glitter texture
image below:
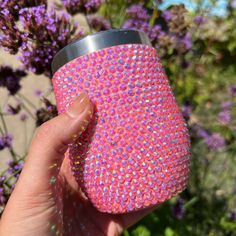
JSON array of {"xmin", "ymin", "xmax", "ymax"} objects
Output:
[{"xmin": 52, "ymin": 44, "xmax": 191, "ymax": 214}]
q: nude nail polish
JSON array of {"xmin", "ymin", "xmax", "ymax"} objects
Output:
[{"xmin": 66, "ymin": 92, "xmax": 90, "ymax": 118}]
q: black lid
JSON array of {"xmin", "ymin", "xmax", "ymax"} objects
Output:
[{"xmin": 51, "ymin": 29, "xmax": 151, "ymax": 75}]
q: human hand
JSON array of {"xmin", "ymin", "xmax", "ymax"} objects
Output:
[{"xmin": 0, "ymin": 91, "xmax": 157, "ymax": 236}]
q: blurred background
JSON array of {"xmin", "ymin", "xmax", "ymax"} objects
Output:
[{"xmin": 0, "ymin": 0, "xmax": 236, "ymax": 235}]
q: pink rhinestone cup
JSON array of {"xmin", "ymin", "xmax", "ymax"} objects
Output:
[{"xmin": 51, "ymin": 30, "xmax": 191, "ymax": 214}]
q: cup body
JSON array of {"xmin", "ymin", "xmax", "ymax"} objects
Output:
[{"xmin": 52, "ymin": 29, "xmax": 191, "ymax": 214}]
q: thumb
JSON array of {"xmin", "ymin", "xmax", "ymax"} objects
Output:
[{"xmin": 14, "ymin": 91, "xmax": 94, "ymax": 194}]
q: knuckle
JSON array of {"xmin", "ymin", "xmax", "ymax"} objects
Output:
[{"xmin": 36, "ymin": 120, "xmax": 54, "ymax": 139}]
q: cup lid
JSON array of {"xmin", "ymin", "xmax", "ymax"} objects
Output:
[{"xmin": 51, "ymin": 29, "xmax": 151, "ymax": 75}]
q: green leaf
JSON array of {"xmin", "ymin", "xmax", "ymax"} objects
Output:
[
  {"xmin": 164, "ymin": 227, "xmax": 179, "ymax": 236},
  {"xmin": 131, "ymin": 225, "xmax": 151, "ymax": 236},
  {"xmin": 220, "ymin": 217, "xmax": 236, "ymax": 233},
  {"xmin": 122, "ymin": 229, "xmax": 130, "ymax": 236}
]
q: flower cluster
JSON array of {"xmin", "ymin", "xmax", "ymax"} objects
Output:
[
  {"xmin": 229, "ymin": 209, "xmax": 236, "ymax": 221},
  {"xmin": 230, "ymin": 85, "xmax": 236, "ymax": 96},
  {"xmin": 0, "ymin": 0, "xmax": 47, "ymax": 20},
  {"xmin": 61, "ymin": 0, "xmax": 104, "ymax": 15},
  {"xmin": 182, "ymin": 101, "xmax": 192, "ymax": 121},
  {"xmin": 0, "ymin": 133, "xmax": 13, "ymax": 151},
  {"xmin": 87, "ymin": 15, "xmax": 111, "ymax": 31},
  {"xmin": 0, "ymin": 4, "xmax": 82, "ymax": 76},
  {"xmin": 218, "ymin": 107, "xmax": 231, "ymax": 125},
  {"xmin": 6, "ymin": 160, "xmax": 24, "ymax": 177},
  {"xmin": 0, "ymin": 9, "xmax": 26, "ymax": 54},
  {"xmin": 0, "ymin": 66, "xmax": 27, "ymax": 95},
  {"xmin": 194, "ymin": 15, "xmax": 206, "ymax": 24},
  {"xmin": 192, "ymin": 124, "xmax": 226, "ymax": 150},
  {"xmin": 122, "ymin": 4, "xmax": 152, "ymax": 40},
  {"xmin": 0, "ymin": 0, "xmax": 48, "ymax": 54},
  {"xmin": 217, "ymin": 85, "xmax": 235, "ymax": 125},
  {"xmin": 5, "ymin": 104, "xmax": 21, "ymax": 115},
  {"xmin": 0, "ymin": 159, "xmax": 24, "ymax": 216},
  {"xmin": 18, "ymin": 5, "xmax": 81, "ymax": 76},
  {"xmin": 122, "ymin": 4, "xmax": 192, "ymax": 55},
  {"xmin": 35, "ymin": 97, "xmax": 58, "ymax": 126},
  {"xmin": 0, "ymin": 176, "xmax": 7, "ymax": 211},
  {"xmin": 167, "ymin": 5, "xmax": 188, "ymax": 36},
  {"xmin": 162, "ymin": 5, "xmax": 192, "ymax": 53},
  {"xmin": 171, "ymin": 197, "xmax": 186, "ymax": 220}
]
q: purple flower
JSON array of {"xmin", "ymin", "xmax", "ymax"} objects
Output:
[
  {"xmin": 194, "ymin": 15, "xmax": 206, "ymax": 24},
  {"xmin": 162, "ymin": 11, "xmax": 173, "ymax": 22},
  {"xmin": 35, "ymin": 98, "xmax": 57, "ymax": 126},
  {"xmin": 221, "ymin": 101, "xmax": 232, "ymax": 110},
  {"xmin": 231, "ymin": 0, "xmax": 236, "ymax": 9},
  {"xmin": 34, "ymin": 89, "xmax": 43, "ymax": 97},
  {"xmin": 123, "ymin": 19, "xmax": 151, "ymax": 36},
  {"xmin": 205, "ymin": 133, "xmax": 226, "ymax": 150},
  {"xmin": 11, "ymin": 183, "xmax": 16, "ymax": 190},
  {"xmin": 18, "ymin": 5, "xmax": 81, "ymax": 76},
  {"xmin": 229, "ymin": 85, "xmax": 236, "ymax": 96},
  {"xmin": 0, "ymin": 66, "xmax": 27, "ymax": 95},
  {"xmin": 61, "ymin": 0, "xmax": 103, "ymax": 15},
  {"xmin": 0, "ymin": 0, "xmax": 47, "ymax": 20},
  {"xmin": 182, "ymin": 102, "xmax": 192, "ymax": 121},
  {"xmin": 0, "ymin": 133, "xmax": 13, "ymax": 150},
  {"xmin": 218, "ymin": 110, "xmax": 231, "ymax": 125},
  {"xmin": 126, "ymin": 4, "xmax": 150, "ymax": 21},
  {"xmin": 181, "ymin": 33, "xmax": 192, "ymax": 50},
  {"xmin": 87, "ymin": 15, "xmax": 111, "ymax": 31},
  {"xmin": 6, "ymin": 160, "xmax": 24, "ymax": 174},
  {"xmin": 192, "ymin": 124, "xmax": 210, "ymax": 139},
  {"xmin": 4, "ymin": 103, "xmax": 21, "ymax": 115},
  {"xmin": 0, "ymin": 176, "xmax": 5, "ymax": 185},
  {"xmin": 171, "ymin": 197, "xmax": 185, "ymax": 219},
  {"xmin": 149, "ymin": 25, "xmax": 164, "ymax": 42},
  {"xmin": 85, "ymin": 0, "xmax": 104, "ymax": 12},
  {"xmin": 229, "ymin": 209, "xmax": 236, "ymax": 221},
  {"xmin": 20, "ymin": 113, "xmax": 28, "ymax": 121},
  {"xmin": 0, "ymin": 9, "xmax": 25, "ymax": 54},
  {"xmin": 1, "ymin": 9, "xmax": 10, "ymax": 17},
  {"xmin": 0, "ymin": 190, "xmax": 6, "ymax": 205}
]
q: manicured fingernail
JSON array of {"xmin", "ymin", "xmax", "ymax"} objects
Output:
[{"xmin": 66, "ymin": 92, "xmax": 90, "ymax": 118}]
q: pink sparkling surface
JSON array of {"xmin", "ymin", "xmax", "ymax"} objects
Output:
[{"xmin": 52, "ymin": 44, "xmax": 191, "ymax": 214}]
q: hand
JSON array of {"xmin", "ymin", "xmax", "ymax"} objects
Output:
[{"xmin": 0, "ymin": 92, "xmax": 156, "ymax": 236}]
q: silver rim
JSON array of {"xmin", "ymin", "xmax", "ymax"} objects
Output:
[{"xmin": 51, "ymin": 29, "xmax": 151, "ymax": 75}]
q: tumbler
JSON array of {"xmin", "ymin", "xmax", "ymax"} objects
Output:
[{"xmin": 51, "ymin": 29, "xmax": 191, "ymax": 214}]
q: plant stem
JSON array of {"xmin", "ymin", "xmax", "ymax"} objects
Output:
[
  {"xmin": 24, "ymin": 120, "xmax": 27, "ymax": 153},
  {"xmin": 0, "ymin": 108, "xmax": 8, "ymax": 133},
  {"xmin": 3, "ymin": 169, "xmax": 22, "ymax": 184},
  {"xmin": 0, "ymin": 109, "xmax": 21, "ymax": 161},
  {"xmin": 3, "ymin": 182, "xmax": 12, "ymax": 189},
  {"xmin": 184, "ymin": 196, "xmax": 199, "ymax": 208},
  {"xmin": 0, "ymin": 155, "xmax": 25, "ymax": 177},
  {"xmin": 8, "ymin": 148, "xmax": 17, "ymax": 162},
  {"xmin": 150, "ymin": 9, "xmax": 158, "ymax": 27},
  {"xmin": 13, "ymin": 97, "xmax": 35, "ymax": 119},
  {"xmin": 105, "ymin": 0, "xmax": 114, "ymax": 28},
  {"xmin": 85, "ymin": 15, "xmax": 92, "ymax": 33},
  {"xmin": 0, "ymin": 125, "xmax": 4, "ymax": 135},
  {"xmin": 17, "ymin": 93, "xmax": 37, "ymax": 109}
]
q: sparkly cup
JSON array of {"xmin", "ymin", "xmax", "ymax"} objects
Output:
[{"xmin": 51, "ymin": 29, "xmax": 191, "ymax": 214}]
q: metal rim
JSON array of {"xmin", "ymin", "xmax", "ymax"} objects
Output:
[{"xmin": 51, "ymin": 29, "xmax": 151, "ymax": 75}]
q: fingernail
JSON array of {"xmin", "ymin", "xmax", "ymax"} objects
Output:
[{"xmin": 66, "ymin": 92, "xmax": 90, "ymax": 118}]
